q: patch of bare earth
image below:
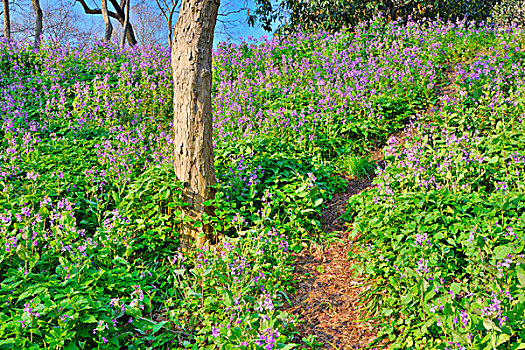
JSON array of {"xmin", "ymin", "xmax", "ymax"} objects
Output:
[
  {"xmin": 283, "ymin": 63, "xmax": 464, "ymax": 349},
  {"xmin": 283, "ymin": 178, "xmax": 385, "ymax": 349}
]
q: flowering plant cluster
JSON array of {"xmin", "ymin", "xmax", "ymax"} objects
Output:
[
  {"xmin": 0, "ymin": 13, "xmax": 519, "ymax": 350},
  {"xmin": 348, "ymin": 24, "xmax": 525, "ymax": 350}
]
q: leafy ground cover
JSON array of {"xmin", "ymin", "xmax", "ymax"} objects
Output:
[
  {"xmin": 347, "ymin": 25, "xmax": 525, "ymax": 350},
  {"xmin": 0, "ymin": 15, "xmax": 523, "ymax": 349}
]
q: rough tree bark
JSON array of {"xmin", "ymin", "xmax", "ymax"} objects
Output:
[
  {"xmin": 172, "ymin": 0, "xmax": 220, "ymax": 248},
  {"xmin": 31, "ymin": 0, "xmax": 43, "ymax": 48},
  {"xmin": 2, "ymin": 0, "xmax": 10, "ymax": 41},
  {"xmin": 101, "ymin": 0, "xmax": 113, "ymax": 41},
  {"xmin": 77, "ymin": 0, "xmax": 137, "ymax": 45},
  {"xmin": 120, "ymin": 0, "xmax": 130, "ymax": 47}
]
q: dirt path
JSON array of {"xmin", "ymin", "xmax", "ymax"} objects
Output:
[
  {"xmin": 283, "ymin": 178, "xmax": 381, "ymax": 349},
  {"xmin": 284, "ymin": 62, "xmax": 466, "ymax": 349}
]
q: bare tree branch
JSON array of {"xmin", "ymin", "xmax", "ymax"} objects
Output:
[
  {"xmin": 76, "ymin": 0, "xmax": 120, "ymax": 19},
  {"xmin": 76, "ymin": 0, "xmax": 137, "ymax": 44},
  {"xmin": 218, "ymin": 8, "xmax": 246, "ymax": 17},
  {"xmin": 153, "ymin": 0, "xmax": 178, "ymax": 47},
  {"xmin": 131, "ymin": 1, "xmax": 165, "ymax": 46}
]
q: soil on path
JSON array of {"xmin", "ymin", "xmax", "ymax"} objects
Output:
[
  {"xmin": 283, "ymin": 177, "xmax": 382, "ymax": 349},
  {"xmin": 284, "ymin": 61, "xmax": 466, "ymax": 349}
]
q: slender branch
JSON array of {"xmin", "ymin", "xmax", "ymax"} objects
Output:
[
  {"xmin": 76, "ymin": 0, "xmax": 121, "ymax": 20},
  {"xmin": 216, "ymin": 17, "xmax": 244, "ymax": 25},
  {"xmin": 153, "ymin": 0, "xmax": 178, "ymax": 47},
  {"xmin": 109, "ymin": 0, "xmax": 126, "ymax": 18},
  {"xmin": 154, "ymin": 0, "xmax": 168, "ymax": 21},
  {"xmin": 218, "ymin": 8, "xmax": 246, "ymax": 17},
  {"xmin": 77, "ymin": 0, "xmax": 136, "ymax": 45}
]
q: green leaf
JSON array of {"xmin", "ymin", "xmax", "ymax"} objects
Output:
[
  {"xmin": 18, "ymin": 290, "xmax": 31, "ymax": 302},
  {"xmin": 482, "ymin": 318, "xmax": 501, "ymax": 332},
  {"xmin": 452, "ymin": 330, "xmax": 470, "ymax": 344},
  {"xmin": 28, "ymin": 252, "xmax": 40, "ymax": 269},
  {"xmin": 494, "ymin": 245, "xmax": 513, "ymax": 260},
  {"xmin": 64, "ymin": 342, "xmax": 80, "ymax": 350},
  {"xmin": 400, "ymin": 294, "xmax": 412, "ymax": 305},
  {"xmin": 488, "ymin": 156, "xmax": 499, "ymax": 164},
  {"xmin": 450, "ymin": 283, "xmax": 461, "ymax": 294},
  {"xmin": 80, "ymin": 314, "xmax": 97, "ymax": 323},
  {"xmin": 16, "ymin": 245, "xmax": 31, "ymax": 261},
  {"xmin": 295, "ymin": 183, "xmax": 307, "ymax": 193},
  {"xmin": 0, "ymin": 339, "xmax": 15, "ymax": 347},
  {"xmin": 112, "ymin": 256, "xmax": 129, "ymax": 265},
  {"xmin": 496, "ymin": 333, "xmax": 510, "ymax": 346},
  {"xmin": 382, "ymin": 308, "xmax": 393, "ymax": 316},
  {"xmin": 290, "ymin": 243, "xmax": 303, "ymax": 253},
  {"xmin": 59, "ymin": 256, "xmax": 68, "ymax": 267},
  {"xmin": 516, "ymin": 267, "xmax": 525, "ymax": 287},
  {"xmin": 277, "ymin": 344, "xmax": 297, "ymax": 350},
  {"xmin": 125, "ymin": 306, "xmax": 142, "ymax": 318},
  {"xmin": 223, "ymin": 289, "xmax": 234, "ymax": 307},
  {"xmin": 152, "ymin": 321, "xmax": 168, "ymax": 333}
]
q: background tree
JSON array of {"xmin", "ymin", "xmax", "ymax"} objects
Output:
[
  {"xmin": 249, "ymin": 0, "xmax": 505, "ymax": 33},
  {"xmin": 42, "ymin": 0, "xmax": 96, "ymax": 47},
  {"xmin": 172, "ymin": 0, "xmax": 219, "ymax": 248},
  {"xmin": 154, "ymin": 0, "xmax": 177, "ymax": 47},
  {"xmin": 120, "ymin": 0, "xmax": 129, "ymax": 47},
  {"xmin": 215, "ymin": 0, "xmax": 251, "ymax": 40},
  {"xmin": 2, "ymin": 0, "xmax": 11, "ymax": 41},
  {"xmin": 30, "ymin": 0, "xmax": 42, "ymax": 47},
  {"xmin": 101, "ymin": 0, "xmax": 112, "ymax": 41},
  {"xmin": 492, "ymin": 0, "xmax": 525, "ymax": 27},
  {"xmin": 154, "ymin": 0, "xmax": 249, "ymax": 48},
  {"xmin": 77, "ymin": 0, "xmax": 137, "ymax": 45},
  {"xmin": 132, "ymin": 0, "xmax": 165, "ymax": 46}
]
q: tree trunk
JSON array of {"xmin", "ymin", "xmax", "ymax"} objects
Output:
[
  {"xmin": 31, "ymin": 0, "xmax": 43, "ymax": 48},
  {"xmin": 2, "ymin": 0, "xmax": 10, "ymax": 41},
  {"xmin": 123, "ymin": 17, "xmax": 136, "ymax": 45},
  {"xmin": 101, "ymin": 0, "xmax": 113, "ymax": 41},
  {"xmin": 120, "ymin": 0, "xmax": 130, "ymax": 48},
  {"xmin": 77, "ymin": 0, "xmax": 137, "ymax": 45},
  {"xmin": 172, "ymin": 0, "xmax": 219, "ymax": 248},
  {"xmin": 168, "ymin": 17, "xmax": 173, "ymax": 48},
  {"xmin": 384, "ymin": 0, "xmax": 396, "ymax": 20}
]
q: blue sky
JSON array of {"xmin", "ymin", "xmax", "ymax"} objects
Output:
[
  {"xmin": 214, "ymin": 0, "xmax": 273, "ymax": 44},
  {"xmin": 33, "ymin": 0, "xmax": 276, "ymax": 46}
]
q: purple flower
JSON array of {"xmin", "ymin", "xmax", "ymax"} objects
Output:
[
  {"xmin": 211, "ymin": 325, "xmax": 220, "ymax": 337},
  {"xmin": 416, "ymin": 259, "xmax": 429, "ymax": 274},
  {"xmin": 255, "ymin": 327, "xmax": 280, "ymax": 349},
  {"xmin": 460, "ymin": 310, "xmax": 469, "ymax": 327}
]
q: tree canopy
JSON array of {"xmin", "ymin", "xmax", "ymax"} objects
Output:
[{"xmin": 250, "ymin": 0, "xmax": 505, "ymax": 33}]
